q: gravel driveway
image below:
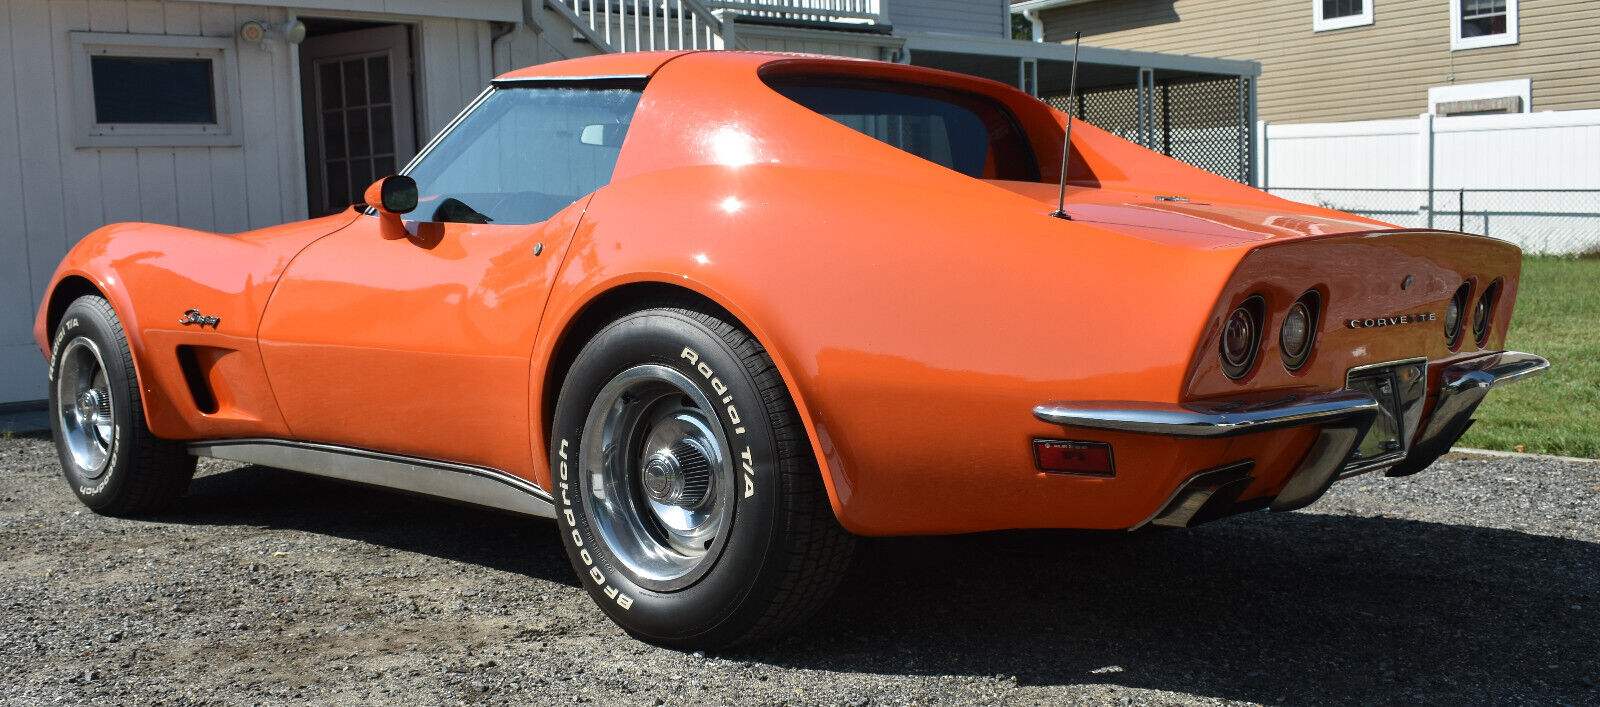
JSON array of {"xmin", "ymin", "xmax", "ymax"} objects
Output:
[{"xmin": 2, "ymin": 430, "xmax": 1597, "ymax": 705}]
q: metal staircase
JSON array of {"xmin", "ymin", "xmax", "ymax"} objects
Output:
[{"xmin": 542, "ymin": 0, "xmax": 885, "ymax": 53}]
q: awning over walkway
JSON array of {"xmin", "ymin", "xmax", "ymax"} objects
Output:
[{"xmin": 899, "ymin": 33, "xmax": 1262, "ymax": 185}]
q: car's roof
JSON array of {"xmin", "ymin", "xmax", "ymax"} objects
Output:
[
  {"xmin": 495, "ymin": 51, "xmax": 693, "ymax": 81},
  {"xmin": 492, "ymin": 50, "xmax": 879, "ymax": 83}
]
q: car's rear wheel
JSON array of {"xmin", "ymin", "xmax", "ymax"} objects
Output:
[
  {"xmin": 550, "ymin": 303, "xmax": 853, "ymax": 649},
  {"xmin": 49, "ymin": 295, "xmax": 195, "ymax": 515}
]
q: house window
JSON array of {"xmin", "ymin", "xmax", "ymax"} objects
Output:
[
  {"xmin": 90, "ymin": 57, "xmax": 216, "ymax": 124},
  {"xmin": 1451, "ymin": 0, "xmax": 1518, "ymax": 50},
  {"xmin": 71, "ymin": 32, "xmax": 242, "ymax": 147},
  {"xmin": 1428, "ymin": 78, "xmax": 1531, "ymax": 115},
  {"xmin": 1313, "ymin": 0, "xmax": 1373, "ymax": 32}
]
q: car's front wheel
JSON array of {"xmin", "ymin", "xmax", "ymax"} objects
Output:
[
  {"xmin": 550, "ymin": 303, "xmax": 853, "ymax": 649},
  {"xmin": 49, "ymin": 295, "xmax": 195, "ymax": 515}
]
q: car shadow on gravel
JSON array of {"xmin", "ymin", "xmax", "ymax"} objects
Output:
[
  {"xmin": 758, "ymin": 517, "xmax": 1600, "ymax": 704},
  {"xmin": 148, "ymin": 463, "xmax": 1597, "ymax": 703},
  {"xmin": 151, "ymin": 463, "xmax": 579, "ymax": 587}
]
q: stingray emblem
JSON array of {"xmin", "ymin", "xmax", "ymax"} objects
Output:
[{"xmin": 179, "ymin": 309, "xmax": 221, "ymax": 329}]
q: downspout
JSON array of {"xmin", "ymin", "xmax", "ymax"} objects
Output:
[
  {"xmin": 490, "ymin": 20, "xmax": 518, "ymax": 74},
  {"xmin": 1022, "ymin": 8, "xmax": 1045, "ymax": 42},
  {"xmin": 499, "ymin": 0, "xmax": 545, "ymax": 71},
  {"xmin": 523, "ymin": 0, "xmax": 545, "ymax": 34}
]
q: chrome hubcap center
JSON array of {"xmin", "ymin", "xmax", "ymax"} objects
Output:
[
  {"xmin": 642, "ymin": 453, "xmax": 679, "ymax": 502},
  {"xmin": 56, "ymin": 338, "xmax": 115, "ymax": 477},
  {"xmin": 642, "ymin": 441, "xmax": 711, "ymax": 507},
  {"xmin": 78, "ymin": 389, "xmax": 106, "ymax": 427}
]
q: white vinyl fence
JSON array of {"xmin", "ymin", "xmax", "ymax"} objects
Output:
[{"xmin": 1259, "ymin": 110, "xmax": 1600, "ymax": 255}]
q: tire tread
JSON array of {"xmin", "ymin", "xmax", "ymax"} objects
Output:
[{"xmin": 659, "ymin": 305, "xmax": 855, "ymax": 647}]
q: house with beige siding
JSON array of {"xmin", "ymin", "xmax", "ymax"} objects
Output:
[
  {"xmin": 1013, "ymin": 0, "xmax": 1600, "ymax": 257},
  {"xmin": 1013, "ymin": 0, "xmax": 1600, "ymax": 123}
]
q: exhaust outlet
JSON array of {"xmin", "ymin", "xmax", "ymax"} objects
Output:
[{"xmin": 1144, "ymin": 461, "xmax": 1255, "ymax": 529}]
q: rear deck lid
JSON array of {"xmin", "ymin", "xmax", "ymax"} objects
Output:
[{"xmin": 986, "ymin": 179, "xmax": 1392, "ymax": 249}]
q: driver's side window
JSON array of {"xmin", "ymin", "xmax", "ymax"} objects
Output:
[{"xmin": 403, "ymin": 81, "xmax": 643, "ymax": 225}]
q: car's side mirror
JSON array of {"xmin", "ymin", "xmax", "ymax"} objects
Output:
[{"xmin": 364, "ymin": 175, "xmax": 418, "ymax": 239}]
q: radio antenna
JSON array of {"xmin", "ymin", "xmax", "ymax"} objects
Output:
[{"xmin": 1052, "ymin": 32, "xmax": 1082, "ymax": 220}]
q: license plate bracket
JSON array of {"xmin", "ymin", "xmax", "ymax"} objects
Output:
[{"xmin": 1344, "ymin": 359, "xmax": 1428, "ymax": 473}]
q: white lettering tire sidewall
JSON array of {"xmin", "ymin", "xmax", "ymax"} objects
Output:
[{"xmin": 550, "ymin": 309, "xmax": 787, "ymax": 646}]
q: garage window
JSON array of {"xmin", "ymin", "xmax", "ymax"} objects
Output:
[
  {"xmin": 90, "ymin": 57, "xmax": 216, "ymax": 124},
  {"xmin": 71, "ymin": 32, "xmax": 241, "ymax": 147}
]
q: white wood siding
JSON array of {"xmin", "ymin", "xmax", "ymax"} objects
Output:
[
  {"xmin": 739, "ymin": 24, "xmax": 901, "ymax": 59},
  {"xmin": 0, "ymin": 0, "xmax": 533, "ymax": 403},
  {"xmin": 891, "ymin": 0, "xmax": 1007, "ymax": 38},
  {"xmin": 420, "ymin": 16, "xmax": 496, "ymax": 135},
  {"xmin": 0, "ymin": 0, "xmax": 33, "ymax": 403},
  {"xmin": 0, "ymin": 1, "xmax": 303, "ymax": 402},
  {"xmin": 493, "ymin": 3, "xmax": 605, "ymax": 76},
  {"xmin": 175, "ymin": 0, "xmax": 522, "ymax": 23}
]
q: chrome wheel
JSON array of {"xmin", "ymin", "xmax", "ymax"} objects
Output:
[
  {"xmin": 56, "ymin": 338, "xmax": 115, "ymax": 476},
  {"xmin": 581, "ymin": 364, "xmax": 735, "ymax": 590}
]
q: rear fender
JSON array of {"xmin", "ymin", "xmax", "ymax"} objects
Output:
[{"xmin": 531, "ymin": 164, "xmax": 1245, "ymax": 534}]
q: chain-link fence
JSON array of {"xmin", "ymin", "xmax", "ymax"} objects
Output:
[
  {"xmin": 1268, "ymin": 188, "xmax": 1600, "ymax": 256},
  {"xmin": 1044, "ymin": 75, "xmax": 1252, "ymax": 184}
]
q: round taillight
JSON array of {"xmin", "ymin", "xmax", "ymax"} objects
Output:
[
  {"xmin": 1220, "ymin": 296, "xmax": 1264, "ymax": 380},
  {"xmin": 1281, "ymin": 306, "xmax": 1308, "ymax": 354},
  {"xmin": 1473, "ymin": 280, "xmax": 1499, "ymax": 346},
  {"xmin": 1445, "ymin": 281, "xmax": 1471, "ymax": 348},
  {"xmin": 1223, "ymin": 312, "xmax": 1253, "ymax": 362},
  {"xmin": 1280, "ymin": 291, "xmax": 1319, "ymax": 370}
]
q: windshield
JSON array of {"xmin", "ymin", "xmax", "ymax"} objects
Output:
[{"xmin": 403, "ymin": 83, "xmax": 643, "ymax": 225}]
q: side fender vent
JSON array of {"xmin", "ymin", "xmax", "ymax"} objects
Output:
[{"xmin": 176, "ymin": 345, "xmax": 220, "ymax": 415}]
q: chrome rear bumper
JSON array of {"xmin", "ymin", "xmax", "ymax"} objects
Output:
[
  {"xmin": 1033, "ymin": 390, "xmax": 1380, "ymax": 439},
  {"xmin": 1034, "ymin": 351, "xmax": 1549, "ymax": 526},
  {"xmin": 1383, "ymin": 351, "xmax": 1548, "ymax": 478}
]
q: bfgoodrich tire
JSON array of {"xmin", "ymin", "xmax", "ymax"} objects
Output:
[
  {"xmin": 550, "ymin": 304, "xmax": 853, "ymax": 649},
  {"xmin": 48, "ymin": 295, "xmax": 195, "ymax": 516}
]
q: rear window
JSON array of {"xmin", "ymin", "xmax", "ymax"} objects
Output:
[{"xmin": 767, "ymin": 76, "xmax": 1039, "ymax": 181}]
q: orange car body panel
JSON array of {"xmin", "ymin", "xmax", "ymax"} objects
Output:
[
  {"xmin": 254, "ymin": 201, "xmax": 589, "ymax": 475},
  {"xmin": 36, "ymin": 212, "xmax": 361, "ymax": 439},
  {"xmin": 36, "ymin": 51, "xmax": 1526, "ymax": 536}
]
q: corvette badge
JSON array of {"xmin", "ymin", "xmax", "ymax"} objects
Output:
[{"xmin": 1346, "ymin": 312, "xmax": 1436, "ymax": 329}]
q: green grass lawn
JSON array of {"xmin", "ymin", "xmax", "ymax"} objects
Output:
[{"xmin": 1457, "ymin": 256, "xmax": 1600, "ymax": 458}]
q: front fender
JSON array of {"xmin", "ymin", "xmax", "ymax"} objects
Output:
[{"xmin": 34, "ymin": 212, "xmax": 359, "ymax": 440}]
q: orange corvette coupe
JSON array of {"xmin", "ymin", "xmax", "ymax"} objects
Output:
[{"xmin": 37, "ymin": 51, "xmax": 1545, "ymax": 648}]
